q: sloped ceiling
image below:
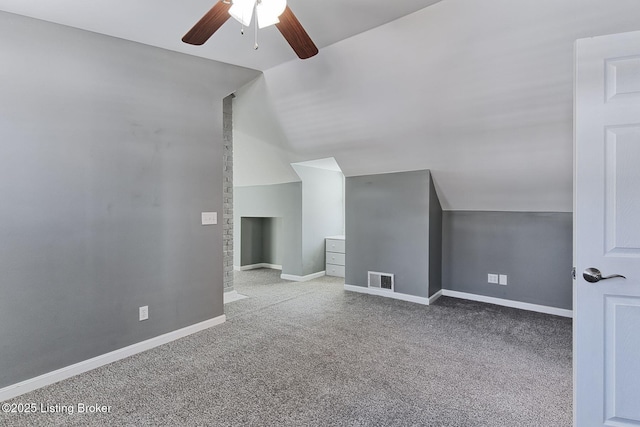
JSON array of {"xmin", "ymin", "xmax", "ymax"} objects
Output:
[
  {"xmin": 238, "ymin": 0, "xmax": 640, "ymax": 211},
  {"xmin": 3, "ymin": 0, "xmax": 640, "ymax": 211},
  {"xmin": 0, "ymin": 0, "xmax": 443, "ymax": 71}
]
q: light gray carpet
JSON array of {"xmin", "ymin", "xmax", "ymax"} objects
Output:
[{"xmin": 1, "ymin": 269, "xmax": 572, "ymax": 426}]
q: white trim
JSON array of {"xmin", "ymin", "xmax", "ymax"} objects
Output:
[
  {"xmin": 223, "ymin": 291, "xmax": 248, "ymax": 304},
  {"xmin": 233, "ymin": 265, "xmax": 241, "ymax": 271},
  {"xmin": 428, "ymin": 290, "xmax": 443, "ymax": 304},
  {"xmin": 239, "ymin": 263, "xmax": 282, "ymax": 271},
  {"xmin": 0, "ymin": 315, "xmax": 226, "ymax": 402},
  {"xmin": 344, "ymin": 284, "xmax": 430, "ymax": 305},
  {"xmin": 281, "ymin": 271, "xmax": 326, "ymax": 282},
  {"xmin": 442, "ymin": 290, "xmax": 573, "ymax": 318},
  {"xmin": 325, "ymin": 235, "xmax": 345, "ymax": 240}
]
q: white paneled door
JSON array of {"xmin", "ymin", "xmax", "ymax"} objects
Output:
[{"xmin": 575, "ymin": 30, "xmax": 640, "ymax": 426}]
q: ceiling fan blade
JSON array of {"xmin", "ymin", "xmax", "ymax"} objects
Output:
[
  {"xmin": 275, "ymin": 6, "xmax": 318, "ymax": 59},
  {"xmin": 182, "ymin": 1, "xmax": 232, "ymax": 46}
]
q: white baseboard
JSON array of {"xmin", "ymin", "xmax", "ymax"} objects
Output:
[
  {"xmin": 344, "ymin": 284, "xmax": 430, "ymax": 305},
  {"xmin": 441, "ymin": 290, "xmax": 573, "ymax": 318},
  {"xmin": 238, "ymin": 263, "xmax": 282, "ymax": 271},
  {"xmin": 0, "ymin": 314, "xmax": 226, "ymax": 402},
  {"xmin": 223, "ymin": 291, "xmax": 248, "ymax": 304},
  {"xmin": 281, "ymin": 271, "xmax": 326, "ymax": 282},
  {"xmin": 428, "ymin": 290, "xmax": 443, "ymax": 304}
]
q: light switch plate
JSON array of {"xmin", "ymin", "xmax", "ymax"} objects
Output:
[
  {"xmin": 139, "ymin": 306, "xmax": 149, "ymax": 321},
  {"xmin": 488, "ymin": 274, "xmax": 499, "ymax": 284},
  {"xmin": 499, "ymin": 274, "xmax": 508, "ymax": 285},
  {"xmin": 201, "ymin": 212, "xmax": 217, "ymax": 225}
]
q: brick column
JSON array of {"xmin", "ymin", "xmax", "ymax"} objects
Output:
[{"xmin": 222, "ymin": 94, "xmax": 234, "ymax": 293}]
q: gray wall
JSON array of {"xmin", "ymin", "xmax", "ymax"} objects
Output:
[
  {"xmin": 293, "ymin": 165, "xmax": 344, "ymax": 275},
  {"xmin": 428, "ymin": 178, "xmax": 443, "ymax": 296},
  {"xmin": 264, "ymin": 217, "xmax": 284, "ymax": 266},
  {"xmin": 0, "ymin": 12, "xmax": 259, "ymax": 388},
  {"xmin": 346, "ymin": 170, "xmax": 433, "ymax": 298},
  {"xmin": 234, "ymin": 183, "xmax": 303, "ymax": 276},
  {"xmin": 235, "ymin": 167, "xmax": 343, "ymax": 277},
  {"xmin": 241, "ymin": 217, "xmax": 266, "ymax": 267},
  {"xmin": 442, "ymin": 211, "xmax": 573, "ymax": 310}
]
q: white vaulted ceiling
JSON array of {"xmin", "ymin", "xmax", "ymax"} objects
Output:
[
  {"xmin": 0, "ymin": 0, "xmax": 443, "ymax": 70},
  {"xmin": 235, "ymin": 0, "xmax": 640, "ymax": 211},
  {"xmin": 2, "ymin": 0, "xmax": 640, "ymax": 211}
]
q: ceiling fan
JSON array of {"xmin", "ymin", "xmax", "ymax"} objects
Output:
[{"xmin": 182, "ymin": 0, "xmax": 318, "ymax": 59}]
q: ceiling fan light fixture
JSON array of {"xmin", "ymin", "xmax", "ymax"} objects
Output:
[
  {"xmin": 182, "ymin": 0, "xmax": 318, "ymax": 60},
  {"xmin": 256, "ymin": 0, "xmax": 287, "ymax": 29},
  {"xmin": 229, "ymin": 0, "xmax": 254, "ymax": 27}
]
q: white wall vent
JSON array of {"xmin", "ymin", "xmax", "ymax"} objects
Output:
[{"xmin": 368, "ymin": 271, "xmax": 394, "ymax": 292}]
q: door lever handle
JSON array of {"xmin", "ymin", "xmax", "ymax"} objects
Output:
[{"xmin": 583, "ymin": 267, "xmax": 626, "ymax": 283}]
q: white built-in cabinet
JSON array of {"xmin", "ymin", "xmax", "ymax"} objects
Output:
[{"xmin": 325, "ymin": 236, "xmax": 346, "ymax": 277}]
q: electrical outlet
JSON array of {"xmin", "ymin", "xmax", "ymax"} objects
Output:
[
  {"xmin": 201, "ymin": 212, "xmax": 217, "ymax": 225},
  {"xmin": 488, "ymin": 274, "xmax": 499, "ymax": 284},
  {"xmin": 499, "ymin": 274, "xmax": 508, "ymax": 285},
  {"xmin": 139, "ymin": 306, "xmax": 149, "ymax": 321}
]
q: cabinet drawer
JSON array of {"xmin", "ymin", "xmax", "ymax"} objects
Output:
[
  {"xmin": 326, "ymin": 264, "xmax": 345, "ymax": 277},
  {"xmin": 326, "ymin": 252, "xmax": 345, "ymax": 266},
  {"xmin": 326, "ymin": 239, "xmax": 345, "ymax": 254}
]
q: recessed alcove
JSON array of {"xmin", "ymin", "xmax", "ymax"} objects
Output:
[{"xmin": 239, "ymin": 217, "xmax": 283, "ymax": 270}]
